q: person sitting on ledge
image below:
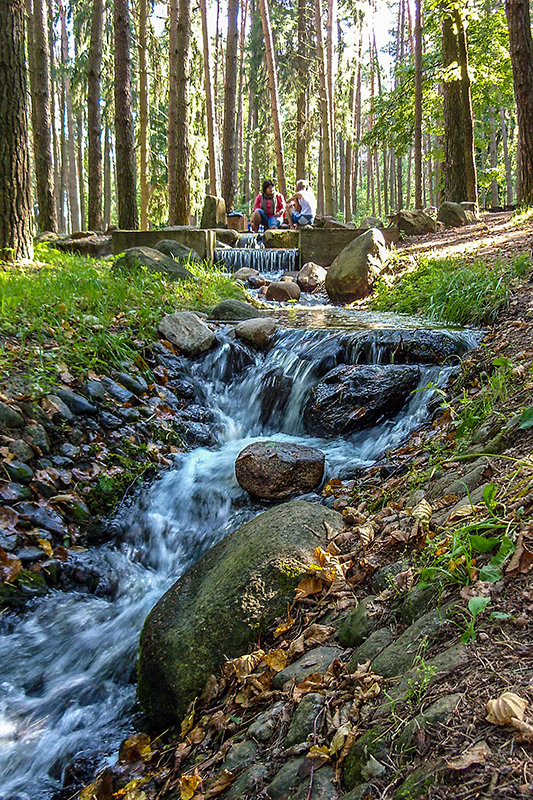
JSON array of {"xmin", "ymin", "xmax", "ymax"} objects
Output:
[
  {"xmin": 251, "ymin": 179, "xmax": 286, "ymax": 231},
  {"xmin": 286, "ymin": 179, "xmax": 316, "ymax": 229}
]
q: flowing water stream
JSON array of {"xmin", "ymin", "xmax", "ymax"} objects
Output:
[{"xmin": 0, "ymin": 294, "xmax": 480, "ymax": 799}]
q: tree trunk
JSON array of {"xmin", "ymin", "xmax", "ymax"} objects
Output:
[
  {"xmin": 453, "ymin": 8, "xmax": 477, "ymax": 202},
  {"xmin": 221, "ymin": 0, "xmax": 239, "ymax": 208},
  {"xmin": 235, "ymin": 0, "xmax": 248, "ymax": 194},
  {"xmin": 339, "ymin": 135, "xmax": 345, "ymax": 215},
  {"xmin": 296, "ymin": 0, "xmax": 307, "ymax": 179},
  {"xmin": 500, "ymin": 106, "xmax": 514, "ymax": 205},
  {"xmin": 77, "ymin": 107, "xmax": 86, "ymax": 230},
  {"xmin": 0, "ymin": 0, "xmax": 33, "ymax": 260},
  {"xmin": 103, "ymin": 123, "xmax": 112, "ymax": 229},
  {"xmin": 326, "ymin": 0, "xmax": 336, "ymax": 211},
  {"xmin": 441, "ymin": 9, "xmax": 466, "ymax": 202},
  {"xmin": 490, "ymin": 107, "xmax": 499, "ymax": 208},
  {"xmin": 138, "ymin": 0, "xmax": 150, "ymax": 228},
  {"xmin": 243, "ymin": 99, "xmax": 252, "ymax": 206},
  {"xmin": 505, "ymin": 0, "xmax": 533, "ymax": 205},
  {"xmin": 314, "ymin": 0, "xmax": 333, "ymax": 214},
  {"xmin": 60, "ymin": 77, "xmax": 68, "ymax": 231},
  {"xmin": 26, "ymin": 0, "xmax": 56, "ymax": 232},
  {"xmin": 344, "ymin": 68, "xmax": 355, "ymax": 223},
  {"xmin": 60, "ymin": 1, "xmax": 80, "ymax": 232},
  {"xmin": 114, "ymin": 0, "xmax": 138, "ymax": 229},
  {"xmin": 88, "ymin": 0, "xmax": 104, "ymax": 230},
  {"xmin": 259, "ymin": 0, "xmax": 286, "ymax": 195},
  {"xmin": 414, "ymin": 0, "xmax": 423, "ymax": 208},
  {"xmin": 200, "ymin": 0, "xmax": 218, "ymax": 196}
]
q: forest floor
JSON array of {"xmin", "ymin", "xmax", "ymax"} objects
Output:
[{"xmin": 76, "ymin": 211, "xmax": 533, "ymax": 800}]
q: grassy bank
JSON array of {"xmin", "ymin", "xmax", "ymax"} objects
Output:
[
  {"xmin": 0, "ymin": 245, "xmax": 243, "ymax": 393},
  {"xmin": 371, "ymin": 252, "xmax": 531, "ymax": 325}
]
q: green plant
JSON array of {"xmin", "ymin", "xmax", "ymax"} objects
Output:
[
  {"xmin": 455, "ymin": 596, "xmax": 491, "ymax": 643},
  {"xmin": 406, "ymin": 655, "xmax": 437, "ymax": 705}
]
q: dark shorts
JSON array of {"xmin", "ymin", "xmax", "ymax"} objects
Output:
[{"xmin": 256, "ymin": 209, "xmax": 281, "ymax": 228}]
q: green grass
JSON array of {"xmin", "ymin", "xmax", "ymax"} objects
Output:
[
  {"xmin": 511, "ymin": 206, "xmax": 533, "ymax": 226},
  {"xmin": 371, "ymin": 253, "xmax": 531, "ymax": 325},
  {"xmin": 0, "ymin": 244, "xmax": 243, "ymax": 392}
]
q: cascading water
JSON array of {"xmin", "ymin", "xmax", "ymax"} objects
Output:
[
  {"xmin": 213, "ymin": 247, "xmax": 299, "ymax": 273},
  {"xmin": 0, "ymin": 304, "xmax": 480, "ymax": 799}
]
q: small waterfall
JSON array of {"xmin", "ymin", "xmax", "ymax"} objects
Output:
[{"xmin": 214, "ymin": 247, "xmax": 299, "ymax": 273}]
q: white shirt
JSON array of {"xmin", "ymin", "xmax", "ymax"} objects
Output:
[{"xmin": 298, "ymin": 188, "xmax": 316, "ymax": 219}]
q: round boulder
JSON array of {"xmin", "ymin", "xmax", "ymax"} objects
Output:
[
  {"xmin": 115, "ymin": 246, "xmax": 195, "ymax": 281},
  {"xmin": 233, "ymin": 267, "xmax": 259, "ymax": 283},
  {"xmin": 304, "ymin": 364, "xmax": 421, "ymax": 436},
  {"xmin": 208, "ymin": 299, "xmax": 265, "ymax": 321},
  {"xmin": 297, "ymin": 262, "xmax": 327, "ymax": 292},
  {"xmin": 235, "ymin": 441, "xmax": 325, "ymax": 500},
  {"xmin": 158, "ymin": 311, "xmax": 215, "ymax": 356},
  {"xmin": 138, "ymin": 501, "xmax": 344, "ymax": 725},
  {"xmin": 235, "ymin": 318, "xmax": 277, "ymax": 349},
  {"xmin": 265, "ymin": 281, "xmax": 301, "ymax": 302},
  {"xmin": 390, "ymin": 210, "xmax": 437, "ymax": 236},
  {"xmin": 437, "ymin": 201, "xmax": 468, "ymax": 228},
  {"xmin": 154, "ymin": 239, "xmax": 202, "ymax": 264},
  {"xmin": 325, "ymin": 228, "xmax": 389, "ymax": 304}
]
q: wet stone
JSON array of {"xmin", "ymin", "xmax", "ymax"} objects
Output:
[
  {"xmin": 16, "ymin": 546, "xmax": 45, "ymax": 565},
  {"xmin": 0, "ymin": 532, "xmax": 17, "ymax": 551},
  {"xmin": 227, "ymin": 763, "xmax": 269, "ymax": 800},
  {"xmin": 86, "ymin": 380, "xmax": 108, "ymax": 402},
  {"xmin": 0, "ymin": 481, "xmax": 32, "ymax": 502},
  {"xmin": 224, "ymin": 739, "xmax": 258, "ymax": 772},
  {"xmin": 23, "ymin": 423, "xmax": 50, "ymax": 454},
  {"xmin": 101, "ymin": 377, "xmax": 135, "ymax": 404},
  {"xmin": 117, "ymin": 407, "xmax": 141, "ymax": 422},
  {"xmin": 273, "ymin": 647, "xmax": 344, "ymax": 690},
  {"xmin": 9, "ymin": 439, "xmax": 35, "ymax": 463},
  {"xmin": 60, "ymin": 443, "xmax": 80, "ymax": 459},
  {"xmin": 115, "ymin": 372, "xmax": 148, "ymax": 396},
  {"xmin": 247, "ymin": 701, "xmax": 285, "ymax": 742},
  {"xmin": 285, "ymin": 692, "xmax": 326, "ymax": 747},
  {"xmin": 55, "ymin": 388, "xmax": 97, "ymax": 415},
  {"xmin": 3, "ymin": 460, "xmax": 34, "ymax": 484},
  {"xmin": 0, "ymin": 400, "xmax": 24, "ymax": 428},
  {"xmin": 100, "ymin": 412, "xmax": 122, "ymax": 429},
  {"xmin": 266, "ymin": 757, "xmax": 307, "ymax": 800},
  {"xmin": 43, "ymin": 395, "xmax": 75, "ymax": 422},
  {"xmin": 31, "ymin": 479, "xmax": 57, "ymax": 499},
  {"xmin": 17, "ymin": 503, "xmax": 66, "ymax": 536}
]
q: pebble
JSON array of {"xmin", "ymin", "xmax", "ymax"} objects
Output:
[
  {"xmin": 115, "ymin": 372, "xmax": 148, "ymax": 396},
  {"xmin": 3, "ymin": 460, "xmax": 34, "ymax": 484},
  {"xmin": 0, "ymin": 400, "xmax": 24, "ymax": 428},
  {"xmin": 55, "ymin": 388, "xmax": 97, "ymax": 415},
  {"xmin": 101, "ymin": 377, "xmax": 135, "ymax": 404}
]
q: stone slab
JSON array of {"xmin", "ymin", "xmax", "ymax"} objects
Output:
[
  {"xmin": 299, "ymin": 228, "xmax": 399, "ymax": 269},
  {"xmin": 112, "ymin": 227, "xmax": 215, "ymax": 261}
]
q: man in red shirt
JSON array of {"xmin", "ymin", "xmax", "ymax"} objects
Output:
[{"xmin": 251, "ymin": 179, "xmax": 286, "ymax": 231}]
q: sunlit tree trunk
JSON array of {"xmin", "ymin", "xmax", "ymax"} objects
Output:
[
  {"xmin": 453, "ymin": 8, "xmax": 477, "ymax": 202},
  {"xmin": 0, "ymin": 0, "xmax": 33, "ymax": 260},
  {"xmin": 138, "ymin": 0, "xmax": 150, "ymax": 228},
  {"xmin": 500, "ymin": 106, "xmax": 514, "ymax": 205},
  {"xmin": 259, "ymin": 0, "xmax": 286, "ymax": 195},
  {"xmin": 490, "ymin": 107, "xmax": 499, "ymax": 207},
  {"xmin": 77, "ymin": 108, "xmax": 86, "ymax": 229},
  {"xmin": 103, "ymin": 123, "xmax": 112, "ymax": 229},
  {"xmin": 505, "ymin": 0, "xmax": 533, "ymax": 205},
  {"xmin": 221, "ymin": 0, "xmax": 238, "ymax": 208},
  {"xmin": 60, "ymin": 1, "xmax": 80, "ymax": 232},
  {"xmin": 168, "ymin": 0, "xmax": 191, "ymax": 224},
  {"xmin": 200, "ymin": 0, "xmax": 218, "ymax": 196},
  {"xmin": 314, "ymin": 0, "xmax": 333, "ymax": 214},
  {"xmin": 114, "ymin": 0, "xmax": 138, "ymax": 228},
  {"xmin": 326, "ymin": 0, "xmax": 336, "ymax": 211},
  {"xmin": 26, "ymin": 0, "xmax": 56, "ymax": 232},
  {"xmin": 296, "ymin": 0, "xmax": 307, "ymax": 179},
  {"xmin": 414, "ymin": 0, "xmax": 423, "ymax": 207},
  {"xmin": 88, "ymin": 0, "xmax": 104, "ymax": 230}
]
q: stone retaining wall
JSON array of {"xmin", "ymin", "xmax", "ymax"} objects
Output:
[
  {"xmin": 299, "ymin": 227, "xmax": 399, "ymax": 268},
  {"xmin": 112, "ymin": 227, "xmax": 215, "ymax": 261}
]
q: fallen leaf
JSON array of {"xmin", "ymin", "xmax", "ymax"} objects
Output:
[
  {"xmin": 302, "ymin": 623, "xmax": 335, "ymax": 647},
  {"xmin": 306, "ymin": 744, "xmax": 331, "ymax": 762},
  {"xmin": 357, "ymin": 523, "xmax": 374, "ymax": 548},
  {"xmin": 180, "ymin": 771, "xmax": 202, "ymax": 800},
  {"xmin": 506, "ymin": 533, "xmax": 533, "ymax": 576},
  {"xmin": 411, "ymin": 498, "xmax": 432, "ymax": 528},
  {"xmin": 486, "ymin": 691, "xmax": 528, "ymax": 725},
  {"xmin": 511, "ymin": 718, "xmax": 533, "ymax": 742},
  {"xmin": 295, "ymin": 576, "xmax": 323, "ymax": 599},
  {"xmin": 446, "ymin": 504, "xmax": 482, "ymax": 523},
  {"xmin": 0, "ymin": 507, "xmax": 18, "ymax": 531},
  {"xmin": 119, "ymin": 733, "xmax": 151, "ymax": 763},
  {"xmin": 0, "ymin": 548, "xmax": 21, "ymax": 583},
  {"xmin": 38, "ymin": 538, "xmax": 53, "ymax": 558},
  {"xmin": 447, "ymin": 741, "xmax": 491, "ymax": 770},
  {"xmin": 224, "ymin": 650, "xmax": 265, "ymax": 680},
  {"xmin": 203, "ymin": 770, "xmax": 234, "ymax": 799},
  {"xmin": 329, "ymin": 722, "xmax": 353, "ymax": 756},
  {"xmin": 181, "ymin": 700, "xmax": 197, "ymax": 738},
  {"xmin": 264, "ymin": 649, "xmax": 290, "ymax": 673}
]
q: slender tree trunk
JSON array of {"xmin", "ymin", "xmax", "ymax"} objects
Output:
[
  {"xmin": 505, "ymin": 0, "xmax": 533, "ymax": 205},
  {"xmin": 235, "ymin": 0, "xmax": 248, "ymax": 194},
  {"xmin": 60, "ymin": 76, "xmax": 68, "ymax": 231},
  {"xmin": 406, "ymin": 146, "xmax": 413, "ymax": 207},
  {"xmin": 344, "ymin": 68, "xmax": 355, "ymax": 222},
  {"xmin": 49, "ymin": 0, "xmax": 63, "ymax": 231},
  {"xmin": 221, "ymin": 0, "xmax": 239, "ymax": 208},
  {"xmin": 138, "ymin": 0, "xmax": 150, "ymax": 228},
  {"xmin": 60, "ymin": 1, "xmax": 80, "ymax": 232},
  {"xmin": 259, "ymin": 0, "xmax": 286, "ymax": 195},
  {"xmin": 88, "ymin": 0, "xmax": 104, "ymax": 230},
  {"xmin": 77, "ymin": 108, "xmax": 86, "ymax": 229},
  {"xmin": 200, "ymin": 0, "xmax": 218, "ymax": 196},
  {"xmin": 26, "ymin": 0, "xmax": 56, "ymax": 232},
  {"xmin": 114, "ymin": 0, "xmax": 138, "ymax": 228},
  {"xmin": 397, "ymin": 157, "xmax": 403, "ymax": 208},
  {"xmin": 339, "ymin": 135, "xmax": 345, "ymax": 215},
  {"xmin": 352, "ymin": 35, "xmax": 362, "ymax": 217},
  {"xmin": 243, "ymin": 100, "xmax": 252, "ymax": 205},
  {"xmin": 414, "ymin": 0, "xmax": 423, "ymax": 207},
  {"xmin": 317, "ymin": 127, "xmax": 325, "ymax": 215},
  {"xmin": 500, "ymin": 106, "xmax": 514, "ymax": 205},
  {"xmin": 296, "ymin": 0, "xmax": 307, "ymax": 178},
  {"xmin": 103, "ymin": 123, "xmax": 112, "ymax": 229},
  {"xmin": 481, "ymin": 145, "xmax": 487, "ymax": 208},
  {"xmin": 252, "ymin": 101, "xmax": 260, "ymax": 196},
  {"xmin": 441, "ymin": 9, "xmax": 466, "ymax": 202},
  {"xmin": 314, "ymin": 0, "xmax": 333, "ymax": 214},
  {"xmin": 0, "ymin": 0, "xmax": 33, "ymax": 259},
  {"xmin": 453, "ymin": 8, "xmax": 478, "ymax": 202},
  {"xmin": 326, "ymin": 0, "xmax": 336, "ymax": 211},
  {"xmin": 490, "ymin": 107, "xmax": 499, "ymax": 207}
]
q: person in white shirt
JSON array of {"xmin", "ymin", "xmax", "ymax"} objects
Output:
[{"xmin": 286, "ymin": 180, "xmax": 317, "ymax": 229}]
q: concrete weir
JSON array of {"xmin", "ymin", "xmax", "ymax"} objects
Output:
[{"xmin": 112, "ymin": 226, "xmax": 215, "ymax": 261}]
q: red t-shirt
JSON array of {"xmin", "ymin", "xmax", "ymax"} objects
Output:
[{"xmin": 253, "ymin": 192, "xmax": 285, "ymax": 218}]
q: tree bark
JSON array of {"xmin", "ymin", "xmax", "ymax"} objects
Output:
[
  {"xmin": 314, "ymin": 0, "xmax": 333, "ymax": 215},
  {"xmin": 500, "ymin": 106, "xmax": 514, "ymax": 205},
  {"xmin": 60, "ymin": 1, "xmax": 80, "ymax": 232},
  {"xmin": 414, "ymin": 0, "xmax": 423, "ymax": 208},
  {"xmin": 103, "ymin": 123, "xmax": 112, "ymax": 229},
  {"xmin": 200, "ymin": 0, "xmax": 218, "ymax": 196},
  {"xmin": 88, "ymin": 0, "xmax": 104, "ymax": 230},
  {"xmin": 259, "ymin": 0, "xmax": 286, "ymax": 195},
  {"xmin": 296, "ymin": 0, "xmax": 307, "ymax": 179},
  {"xmin": 453, "ymin": 8, "xmax": 477, "ymax": 202},
  {"xmin": 221, "ymin": 0, "xmax": 239, "ymax": 208},
  {"xmin": 114, "ymin": 0, "xmax": 138, "ymax": 229},
  {"xmin": 26, "ymin": 0, "xmax": 56, "ymax": 232},
  {"xmin": 138, "ymin": 0, "xmax": 150, "ymax": 228},
  {"xmin": 505, "ymin": 0, "xmax": 533, "ymax": 205},
  {"xmin": 0, "ymin": 0, "xmax": 33, "ymax": 260},
  {"xmin": 489, "ymin": 107, "xmax": 499, "ymax": 208},
  {"xmin": 77, "ymin": 107, "xmax": 86, "ymax": 230}
]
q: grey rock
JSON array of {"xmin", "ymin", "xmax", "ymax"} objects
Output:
[
  {"xmin": 227, "ymin": 763, "xmax": 269, "ymax": 800},
  {"xmin": 55, "ymin": 388, "xmax": 97, "ymax": 415},
  {"xmin": 114, "ymin": 372, "xmax": 148, "ymax": 396},
  {"xmin": 360, "ymin": 216, "xmax": 384, "ymax": 229},
  {"xmin": 23, "ymin": 423, "xmax": 50, "ymax": 454},
  {"xmin": 290, "ymin": 766, "xmax": 338, "ymax": 800},
  {"xmin": 325, "ymin": 228, "xmax": 389, "ymax": 304},
  {"xmin": 337, "ymin": 596, "xmax": 382, "ymax": 648},
  {"xmin": 18, "ymin": 503, "xmax": 65, "ymax": 535},
  {"xmin": 215, "ymin": 228, "xmax": 240, "ymax": 247},
  {"xmin": 42, "ymin": 395, "xmax": 74, "ymax": 422},
  {"xmin": 390, "ymin": 210, "xmax": 437, "ymax": 236},
  {"xmin": 99, "ymin": 411, "xmax": 122, "ymax": 429},
  {"xmin": 272, "ymin": 646, "xmax": 343, "ymax": 690},
  {"xmin": 297, "ymin": 263, "xmax": 327, "ymax": 292},
  {"xmin": 437, "ymin": 201, "xmax": 468, "ymax": 228},
  {"xmin": 200, "ymin": 195, "xmax": 227, "ymax": 229},
  {"xmin": 60, "ymin": 443, "xmax": 79, "ymax": 459},
  {"xmin": 138, "ymin": 501, "xmax": 344, "ymax": 725},
  {"xmin": 372, "ymin": 608, "xmax": 451, "ymax": 678},
  {"xmin": 0, "ymin": 482, "xmax": 32, "ymax": 502},
  {"xmin": 393, "ymin": 761, "xmax": 444, "ymax": 799},
  {"xmin": 158, "ymin": 312, "xmax": 215, "ymax": 357},
  {"xmin": 0, "ymin": 401, "xmax": 24, "ymax": 428},
  {"xmin": 233, "ymin": 267, "xmax": 259, "ymax": 282},
  {"xmin": 247, "ymin": 701, "xmax": 286, "ymax": 742},
  {"xmin": 394, "ymin": 583, "xmax": 440, "ymax": 625},
  {"xmin": 264, "ymin": 229, "xmax": 299, "ymax": 249},
  {"xmin": 304, "ymin": 364, "xmax": 420, "ymax": 437},
  {"xmin": 235, "ymin": 441, "xmax": 325, "ymax": 500},
  {"xmin": 396, "ymin": 693, "xmax": 462, "ymax": 751},
  {"xmin": 266, "ymin": 757, "xmax": 307, "ymax": 800},
  {"xmin": 261, "ymin": 367, "xmax": 293, "ymax": 424},
  {"xmin": 9, "ymin": 440, "xmax": 35, "ymax": 463},
  {"xmin": 339, "ymin": 785, "xmax": 374, "ymax": 800},
  {"xmin": 114, "ymin": 246, "xmax": 195, "ymax": 281},
  {"xmin": 224, "ymin": 739, "xmax": 258, "ymax": 772},
  {"xmin": 3, "ymin": 460, "xmax": 34, "ymax": 484},
  {"xmin": 285, "ymin": 693, "xmax": 326, "ymax": 747},
  {"xmin": 85, "ymin": 380, "xmax": 108, "ymax": 402},
  {"xmin": 343, "ymin": 729, "xmax": 389, "ymax": 791},
  {"xmin": 386, "ymin": 645, "xmax": 468, "ymax": 704},
  {"xmin": 100, "ymin": 377, "xmax": 135, "ymax": 404},
  {"xmin": 266, "ymin": 281, "xmax": 301, "ymax": 302},
  {"xmin": 209, "ymin": 299, "xmax": 265, "ymax": 321},
  {"xmin": 235, "ymin": 317, "xmax": 277, "ymax": 349},
  {"xmin": 348, "ymin": 628, "xmax": 394, "ymax": 670},
  {"xmin": 16, "ymin": 547, "xmax": 45, "ymax": 565},
  {"xmin": 154, "ymin": 239, "xmax": 201, "ymax": 264},
  {"xmin": 371, "ymin": 562, "xmax": 408, "ymax": 593}
]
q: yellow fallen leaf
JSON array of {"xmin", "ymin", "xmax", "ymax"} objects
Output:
[
  {"xmin": 411, "ymin": 498, "xmax": 432, "ymax": 528},
  {"xmin": 181, "ymin": 699, "xmax": 197, "ymax": 738},
  {"xmin": 307, "ymin": 744, "xmax": 331, "ymax": 762},
  {"xmin": 357, "ymin": 523, "xmax": 374, "ymax": 548},
  {"xmin": 295, "ymin": 576, "xmax": 323, "ymax": 599},
  {"xmin": 264, "ymin": 649, "xmax": 290, "ymax": 673},
  {"xmin": 329, "ymin": 723, "xmax": 353, "ymax": 756},
  {"xmin": 446, "ymin": 504, "xmax": 482, "ymax": 523},
  {"xmin": 224, "ymin": 650, "xmax": 265, "ymax": 680},
  {"xmin": 274, "ymin": 616, "xmax": 295, "ymax": 638},
  {"xmin": 486, "ymin": 691, "xmax": 528, "ymax": 725},
  {"xmin": 204, "ymin": 769, "xmax": 234, "ymax": 798},
  {"xmin": 180, "ymin": 771, "xmax": 202, "ymax": 800},
  {"xmin": 38, "ymin": 538, "xmax": 53, "ymax": 558}
]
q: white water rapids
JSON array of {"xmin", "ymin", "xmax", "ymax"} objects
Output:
[{"xmin": 0, "ymin": 306, "xmax": 479, "ymax": 799}]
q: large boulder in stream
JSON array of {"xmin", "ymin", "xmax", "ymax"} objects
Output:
[
  {"xmin": 115, "ymin": 246, "xmax": 196, "ymax": 281},
  {"xmin": 235, "ymin": 317, "xmax": 277, "ymax": 349},
  {"xmin": 325, "ymin": 228, "xmax": 389, "ymax": 304},
  {"xmin": 138, "ymin": 501, "xmax": 344, "ymax": 725},
  {"xmin": 208, "ymin": 299, "xmax": 266, "ymax": 321},
  {"xmin": 235, "ymin": 441, "xmax": 326, "ymax": 500},
  {"xmin": 158, "ymin": 311, "xmax": 215, "ymax": 356},
  {"xmin": 233, "ymin": 267, "xmax": 259, "ymax": 283},
  {"xmin": 265, "ymin": 281, "xmax": 301, "ymax": 302},
  {"xmin": 304, "ymin": 364, "xmax": 421, "ymax": 436},
  {"xmin": 297, "ymin": 262, "xmax": 327, "ymax": 292}
]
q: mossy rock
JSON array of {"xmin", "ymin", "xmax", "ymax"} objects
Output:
[
  {"xmin": 208, "ymin": 299, "xmax": 266, "ymax": 321},
  {"xmin": 114, "ymin": 246, "xmax": 195, "ymax": 281},
  {"xmin": 138, "ymin": 501, "xmax": 343, "ymax": 726},
  {"xmin": 264, "ymin": 229, "xmax": 299, "ymax": 249},
  {"xmin": 337, "ymin": 595, "xmax": 380, "ymax": 648},
  {"xmin": 0, "ymin": 569, "xmax": 47, "ymax": 609},
  {"xmin": 343, "ymin": 728, "xmax": 389, "ymax": 791},
  {"xmin": 393, "ymin": 761, "xmax": 443, "ymax": 799}
]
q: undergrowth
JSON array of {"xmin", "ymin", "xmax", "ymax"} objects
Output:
[
  {"xmin": 372, "ymin": 253, "xmax": 531, "ymax": 325},
  {"xmin": 0, "ymin": 244, "xmax": 243, "ymax": 391}
]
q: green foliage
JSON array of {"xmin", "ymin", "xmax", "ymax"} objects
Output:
[
  {"xmin": 0, "ymin": 244, "xmax": 243, "ymax": 390},
  {"xmin": 371, "ymin": 253, "xmax": 531, "ymax": 325},
  {"xmin": 457, "ymin": 596, "xmax": 491, "ymax": 643}
]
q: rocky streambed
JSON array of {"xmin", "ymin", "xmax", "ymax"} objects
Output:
[{"xmin": 0, "ymin": 290, "xmax": 480, "ymax": 799}]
